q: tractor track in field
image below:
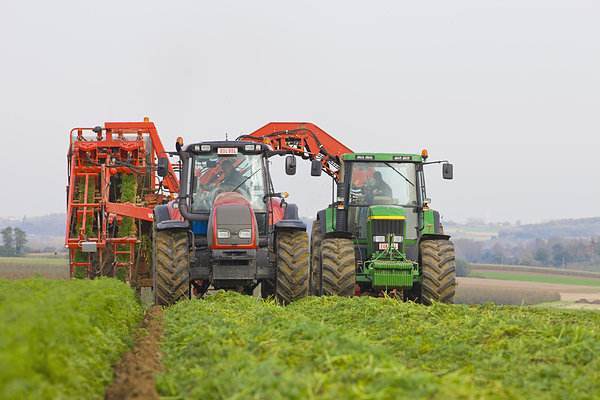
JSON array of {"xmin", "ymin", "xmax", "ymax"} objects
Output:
[{"xmin": 105, "ymin": 306, "xmax": 163, "ymax": 400}]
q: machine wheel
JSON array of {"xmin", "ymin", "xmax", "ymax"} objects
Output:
[
  {"xmin": 153, "ymin": 229, "xmax": 190, "ymax": 306},
  {"xmin": 309, "ymin": 220, "xmax": 323, "ymax": 295},
  {"xmin": 275, "ymin": 230, "xmax": 309, "ymax": 304},
  {"xmin": 99, "ymin": 248, "xmax": 115, "ymax": 277},
  {"xmin": 261, "ymin": 279, "xmax": 275, "ymax": 298},
  {"xmin": 420, "ymin": 240, "xmax": 456, "ymax": 304},
  {"xmin": 321, "ymin": 238, "xmax": 356, "ymax": 296}
]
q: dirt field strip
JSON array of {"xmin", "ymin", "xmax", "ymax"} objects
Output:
[
  {"xmin": 105, "ymin": 307, "xmax": 163, "ymax": 400},
  {"xmin": 458, "ymin": 277, "xmax": 600, "ymax": 310}
]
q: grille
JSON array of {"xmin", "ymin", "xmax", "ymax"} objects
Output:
[{"xmin": 371, "ymin": 219, "xmax": 405, "ymax": 238}]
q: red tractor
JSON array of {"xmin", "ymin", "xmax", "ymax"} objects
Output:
[{"xmin": 152, "ymin": 139, "xmax": 311, "ymax": 305}]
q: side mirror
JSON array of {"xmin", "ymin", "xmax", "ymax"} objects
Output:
[
  {"xmin": 157, "ymin": 157, "xmax": 169, "ymax": 177},
  {"xmin": 285, "ymin": 155, "xmax": 296, "ymax": 175},
  {"xmin": 311, "ymin": 160, "xmax": 322, "ymax": 176},
  {"xmin": 442, "ymin": 163, "xmax": 453, "ymax": 180}
]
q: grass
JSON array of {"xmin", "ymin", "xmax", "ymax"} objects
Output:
[
  {"xmin": 158, "ymin": 292, "xmax": 600, "ymax": 399},
  {"xmin": 470, "ymin": 270, "xmax": 600, "ymax": 287},
  {"xmin": 0, "ymin": 278, "xmax": 142, "ymax": 399}
]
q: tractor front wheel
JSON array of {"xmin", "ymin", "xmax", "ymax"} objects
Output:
[
  {"xmin": 321, "ymin": 238, "xmax": 356, "ymax": 296},
  {"xmin": 153, "ymin": 228, "xmax": 190, "ymax": 306},
  {"xmin": 275, "ymin": 230, "xmax": 309, "ymax": 304},
  {"xmin": 420, "ymin": 239, "xmax": 456, "ymax": 304}
]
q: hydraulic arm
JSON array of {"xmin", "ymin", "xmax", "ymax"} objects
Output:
[{"xmin": 238, "ymin": 122, "xmax": 353, "ymax": 180}]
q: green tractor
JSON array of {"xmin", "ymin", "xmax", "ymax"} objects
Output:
[
  {"xmin": 310, "ymin": 151, "xmax": 456, "ymax": 303},
  {"xmin": 240, "ymin": 122, "xmax": 456, "ymax": 303}
]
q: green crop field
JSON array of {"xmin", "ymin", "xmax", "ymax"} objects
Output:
[
  {"xmin": 0, "ymin": 278, "xmax": 142, "ymax": 399},
  {"xmin": 470, "ymin": 270, "xmax": 600, "ymax": 287},
  {"xmin": 158, "ymin": 292, "xmax": 600, "ymax": 399}
]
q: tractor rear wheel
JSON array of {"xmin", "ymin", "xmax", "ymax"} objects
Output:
[
  {"xmin": 321, "ymin": 238, "xmax": 356, "ymax": 296},
  {"xmin": 309, "ymin": 220, "xmax": 323, "ymax": 295},
  {"xmin": 153, "ymin": 229, "xmax": 190, "ymax": 306},
  {"xmin": 275, "ymin": 230, "xmax": 309, "ymax": 304},
  {"xmin": 420, "ymin": 239, "xmax": 456, "ymax": 304}
]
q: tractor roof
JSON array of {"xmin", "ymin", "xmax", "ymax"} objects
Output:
[
  {"xmin": 342, "ymin": 153, "xmax": 424, "ymax": 162},
  {"xmin": 184, "ymin": 140, "xmax": 271, "ymax": 154}
]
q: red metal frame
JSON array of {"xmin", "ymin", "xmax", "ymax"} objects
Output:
[
  {"xmin": 239, "ymin": 122, "xmax": 353, "ymax": 180},
  {"xmin": 65, "ymin": 119, "xmax": 178, "ymax": 281}
]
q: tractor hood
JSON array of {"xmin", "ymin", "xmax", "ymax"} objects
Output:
[{"xmin": 207, "ymin": 192, "xmax": 258, "ymax": 249}]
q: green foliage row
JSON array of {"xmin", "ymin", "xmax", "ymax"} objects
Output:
[
  {"xmin": 0, "ymin": 278, "xmax": 142, "ymax": 399},
  {"xmin": 159, "ymin": 292, "xmax": 600, "ymax": 399}
]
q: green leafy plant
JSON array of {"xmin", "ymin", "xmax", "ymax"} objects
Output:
[
  {"xmin": 159, "ymin": 293, "xmax": 600, "ymax": 399},
  {"xmin": 0, "ymin": 278, "xmax": 142, "ymax": 399}
]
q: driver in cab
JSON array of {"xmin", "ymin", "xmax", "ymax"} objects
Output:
[
  {"xmin": 368, "ymin": 171, "xmax": 393, "ymax": 199},
  {"xmin": 218, "ymin": 158, "xmax": 245, "ymax": 190}
]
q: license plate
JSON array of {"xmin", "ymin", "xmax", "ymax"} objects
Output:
[
  {"xmin": 379, "ymin": 243, "xmax": 398, "ymax": 250},
  {"xmin": 217, "ymin": 147, "xmax": 238, "ymax": 155}
]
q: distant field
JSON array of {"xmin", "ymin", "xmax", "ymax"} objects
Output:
[
  {"xmin": 0, "ymin": 257, "xmax": 68, "ymax": 279},
  {"xmin": 0, "ymin": 256, "xmax": 66, "ymax": 266},
  {"xmin": 470, "ymin": 270, "xmax": 600, "ymax": 287},
  {"xmin": 471, "ymin": 263, "xmax": 600, "ymax": 279}
]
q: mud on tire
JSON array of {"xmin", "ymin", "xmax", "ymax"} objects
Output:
[
  {"xmin": 153, "ymin": 229, "xmax": 190, "ymax": 306},
  {"xmin": 321, "ymin": 238, "xmax": 355, "ymax": 296},
  {"xmin": 420, "ymin": 239, "xmax": 456, "ymax": 304},
  {"xmin": 275, "ymin": 230, "xmax": 309, "ymax": 304}
]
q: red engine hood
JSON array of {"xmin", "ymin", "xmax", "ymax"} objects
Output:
[{"xmin": 209, "ymin": 192, "xmax": 258, "ymax": 250}]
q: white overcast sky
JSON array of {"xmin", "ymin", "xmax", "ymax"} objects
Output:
[{"xmin": 0, "ymin": 0, "xmax": 598, "ymax": 223}]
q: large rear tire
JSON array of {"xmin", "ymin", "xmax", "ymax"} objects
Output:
[
  {"xmin": 420, "ymin": 239, "xmax": 456, "ymax": 304},
  {"xmin": 309, "ymin": 220, "xmax": 323, "ymax": 295},
  {"xmin": 153, "ymin": 229, "xmax": 190, "ymax": 306},
  {"xmin": 275, "ymin": 230, "xmax": 309, "ymax": 304},
  {"xmin": 321, "ymin": 238, "xmax": 356, "ymax": 296}
]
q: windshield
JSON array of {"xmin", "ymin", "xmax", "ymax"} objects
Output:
[
  {"xmin": 191, "ymin": 154, "xmax": 267, "ymax": 212},
  {"xmin": 348, "ymin": 162, "xmax": 417, "ymax": 207}
]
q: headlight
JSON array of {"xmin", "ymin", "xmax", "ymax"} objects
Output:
[
  {"xmin": 393, "ymin": 235, "xmax": 403, "ymax": 243},
  {"xmin": 238, "ymin": 228, "xmax": 252, "ymax": 239},
  {"xmin": 373, "ymin": 235, "xmax": 385, "ymax": 243},
  {"xmin": 217, "ymin": 229, "xmax": 231, "ymax": 239}
]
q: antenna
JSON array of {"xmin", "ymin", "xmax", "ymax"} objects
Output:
[{"xmin": 225, "ymin": 132, "xmax": 229, "ymax": 141}]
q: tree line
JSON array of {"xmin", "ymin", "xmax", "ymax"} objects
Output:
[
  {"xmin": 454, "ymin": 237, "xmax": 600, "ymax": 271},
  {"xmin": 0, "ymin": 227, "xmax": 28, "ymax": 256}
]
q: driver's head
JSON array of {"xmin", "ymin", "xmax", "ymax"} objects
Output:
[
  {"xmin": 373, "ymin": 171, "xmax": 383, "ymax": 181},
  {"xmin": 221, "ymin": 158, "xmax": 236, "ymax": 173}
]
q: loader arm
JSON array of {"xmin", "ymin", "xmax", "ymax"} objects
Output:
[{"xmin": 238, "ymin": 122, "xmax": 353, "ymax": 181}]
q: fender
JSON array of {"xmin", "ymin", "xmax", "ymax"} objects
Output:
[
  {"xmin": 274, "ymin": 202, "xmax": 306, "ymax": 231},
  {"xmin": 419, "ymin": 233, "xmax": 451, "ymax": 243},
  {"xmin": 154, "ymin": 202, "xmax": 188, "ymax": 231}
]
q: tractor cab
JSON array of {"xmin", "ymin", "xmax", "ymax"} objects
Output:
[{"xmin": 183, "ymin": 142, "xmax": 274, "ymax": 237}]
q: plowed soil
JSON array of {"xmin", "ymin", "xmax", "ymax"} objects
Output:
[
  {"xmin": 105, "ymin": 307, "xmax": 163, "ymax": 400},
  {"xmin": 458, "ymin": 277, "xmax": 600, "ymax": 309}
]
